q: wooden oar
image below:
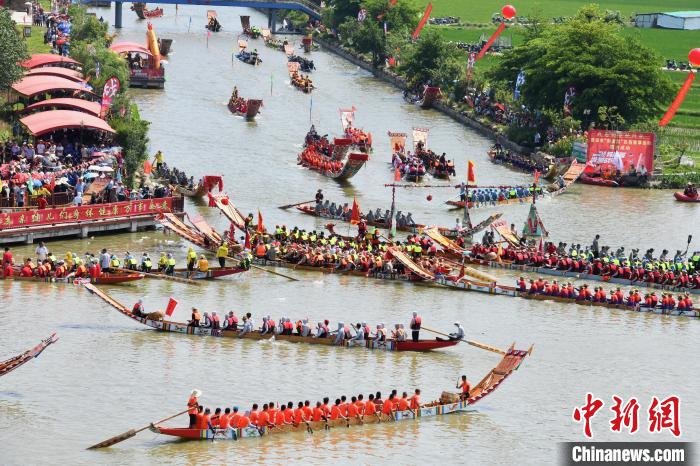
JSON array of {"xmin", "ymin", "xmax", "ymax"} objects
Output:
[
  {"xmin": 250, "ymin": 263, "xmax": 299, "ymax": 281},
  {"xmin": 114, "ymin": 268, "xmax": 198, "ymax": 285},
  {"xmin": 87, "ymin": 409, "xmax": 189, "ymax": 449},
  {"xmin": 278, "ymin": 199, "xmax": 315, "ymax": 210},
  {"xmin": 420, "ymin": 326, "xmax": 506, "ymax": 355}
]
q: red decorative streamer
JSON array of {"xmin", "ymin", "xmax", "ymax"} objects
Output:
[
  {"xmin": 476, "ymin": 22, "xmax": 506, "ymax": 60},
  {"xmin": 412, "ymin": 3, "xmax": 433, "ymax": 40},
  {"xmin": 659, "ymin": 72, "xmax": 696, "ymax": 127}
]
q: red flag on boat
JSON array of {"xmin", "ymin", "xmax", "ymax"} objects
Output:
[
  {"xmin": 256, "ymin": 209, "xmax": 265, "ymax": 234},
  {"xmin": 49, "ymin": 176, "xmax": 55, "ymax": 192},
  {"xmin": 538, "ymin": 237, "xmax": 544, "ymax": 254},
  {"xmin": 350, "ymin": 197, "xmax": 361, "ymax": 225},
  {"xmin": 143, "ymin": 159, "xmax": 152, "ymax": 175},
  {"xmin": 467, "ymin": 160, "xmax": 476, "ymax": 183},
  {"xmin": 165, "ymin": 298, "xmax": 178, "ymax": 317},
  {"xmin": 534, "ymin": 169, "xmax": 541, "ymax": 185},
  {"xmin": 412, "ymin": 3, "xmax": 432, "ymax": 40},
  {"xmin": 394, "ymin": 167, "xmax": 402, "ymax": 181}
]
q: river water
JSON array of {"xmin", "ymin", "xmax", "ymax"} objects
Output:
[{"xmin": 1, "ymin": 6, "xmax": 698, "ymax": 465}]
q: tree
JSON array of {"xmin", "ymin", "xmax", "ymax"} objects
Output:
[
  {"xmin": 337, "ymin": 0, "xmax": 419, "ymax": 67},
  {"xmin": 71, "ymin": 41, "xmax": 129, "ymax": 94},
  {"xmin": 325, "ymin": 0, "xmax": 363, "ymax": 28},
  {"xmin": 0, "ymin": 9, "xmax": 28, "ymax": 91},
  {"xmin": 68, "ymin": 5, "xmax": 108, "ymax": 44},
  {"xmin": 109, "ymin": 95, "xmax": 150, "ymax": 188},
  {"xmin": 400, "ymin": 30, "xmax": 463, "ymax": 89},
  {"xmin": 488, "ymin": 4, "xmax": 674, "ymax": 127}
]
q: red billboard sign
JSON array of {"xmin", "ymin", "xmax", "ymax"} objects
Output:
[
  {"xmin": 585, "ymin": 130, "xmax": 655, "ymax": 174},
  {"xmin": 0, "ymin": 197, "xmax": 174, "ymax": 230}
]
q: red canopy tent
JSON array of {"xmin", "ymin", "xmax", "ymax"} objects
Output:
[
  {"xmin": 25, "ymin": 67, "xmax": 85, "ymax": 83},
  {"xmin": 21, "ymin": 54, "xmax": 81, "ymax": 69},
  {"xmin": 20, "ymin": 110, "xmax": 116, "ymax": 137},
  {"xmin": 22, "ymin": 98, "xmax": 102, "ymax": 118},
  {"xmin": 110, "ymin": 42, "xmax": 153, "ymax": 56},
  {"xmin": 10, "ymin": 75, "xmax": 96, "ymax": 99}
]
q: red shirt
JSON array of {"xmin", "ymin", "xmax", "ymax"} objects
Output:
[
  {"xmin": 397, "ymin": 398, "xmax": 409, "ymax": 411},
  {"xmin": 364, "ymin": 402, "xmax": 376, "ymax": 416},
  {"xmin": 347, "ymin": 403, "xmax": 358, "ymax": 418},
  {"xmin": 381, "ymin": 399, "xmax": 394, "ymax": 415},
  {"xmin": 312, "ymin": 407, "xmax": 323, "ymax": 422},
  {"xmin": 274, "ymin": 411, "xmax": 285, "ymax": 425},
  {"xmin": 37, "ymin": 197, "xmax": 48, "ymax": 209},
  {"xmin": 330, "ymin": 405, "xmax": 341, "ymax": 420},
  {"xmin": 284, "ymin": 409, "xmax": 294, "ymax": 423},
  {"xmin": 2, "ymin": 251, "xmax": 12, "ymax": 265},
  {"xmin": 256, "ymin": 411, "xmax": 269, "ymax": 427}
]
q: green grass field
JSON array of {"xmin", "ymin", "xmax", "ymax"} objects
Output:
[
  {"xmin": 427, "ymin": 0, "xmax": 700, "ymax": 24},
  {"xmin": 425, "ymin": 1, "xmax": 700, "ymax": 163}
]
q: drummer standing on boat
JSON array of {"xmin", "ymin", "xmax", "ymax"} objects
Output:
[
  {"xmin": 187, "ymin": 389, "xmax": 202, "ymax": 427},
  {"xmin": 409, "ymin": 312, "xmax": 422, "ymax": 342}
]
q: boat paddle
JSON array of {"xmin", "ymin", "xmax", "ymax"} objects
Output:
[
  {"xmin": 278, "ymin": 199, "xmax": 316, "ymax": 210},
  {"xmin": 114, "ymin": 267, "xmax": 198, "ymax": 286},
  {"xmin": 420, "ymin": 326, "xmax": 506, "ymax": 356},
  {"xmin": 87, "ymin": 408, "xmax": 189, "ymax": 449},
  {"xmin": 249, "ymin": 263, "xmax": 299, "ymax": 281}
]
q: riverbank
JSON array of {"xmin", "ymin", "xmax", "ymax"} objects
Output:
[{"xmin": 315, "ymin": 36, "xmax": 699, "ymax": 188}]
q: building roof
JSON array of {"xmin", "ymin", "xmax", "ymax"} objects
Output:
[
  {"xmin": 21, "ymin": 53, "xmax": 81, "ymax": 69},
  {"xmin": 664, "ymin": 11, "xmax": 700, "ymax": 18},
  {"xmin": 110, "ymin": 42, "xmax": 153, "ymax": 56},
  {"xmin": 20, "ymin": 110, "xmax": 115, "ymax": 136},
  {"xmin": 23, "ymin": 98, "xmax": 102, "ymax": 117},
  {"xmin": 25, "ymin": 67, "xmax": 85, "ymax": 83},
  {"xmin": 10, "ymin": 75, "xmax": 95, "ymax": 99}
]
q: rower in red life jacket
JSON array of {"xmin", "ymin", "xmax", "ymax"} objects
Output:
[
  {"xmin": 409, "ymin": 312, "xmax": 422, "ymax": 342},
  {"xmin": 20, "ymin": 262, "xmax": 32, "ymax": 277},
  {"xmin": 576, "ymin": 284, "xmax": 591, "ymax": 301},
  {"xmin": 543, "ymin": 282, "xmax": 553, "ymax": 295},
  {"xmin": 517, "ymin": 277, "xmax": 527, "ymax": 292},
  {"xmin": 551, "ymin": 280, "xmax": 560, "ymax": 295},
  {"xmin": 224, "ymin": 311, "xmax": 238, "ymax": 330},
  {"xmin": 528, "ymin": 279, "xmax": 537, "ymax": 294},
  {"xmin": 650, "ymin": 292, "xmax": 659, "ymax": 307},
  {"xmin": 211, "ymin": 312, "xmax": 221, "ymax": 329}
]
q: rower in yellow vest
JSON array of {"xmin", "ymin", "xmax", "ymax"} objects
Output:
[
  {"xmin": 186, "ymin": 247, "xmax": 197, "ymax": 271},
  {"xmin": 198, "ymin": 255, "xmax": 209, "ymax": 272},
  {"xmin": 154, "ymin": 150, "xmax": 164, "ymax": 170},
  {"xmin": 166, "ymin": 253, "xmax": 176, "ymax": 276},
  {"xmin": 158, "ymin": 252, "xmax": 168, "ymax": 272},
  {"xmin": 65, "ymin": 251, "xmax": 74, "ymax": 270},
  {"xmin": 216, "ymin": 242, "xmax": 229, "ymax": 268}
]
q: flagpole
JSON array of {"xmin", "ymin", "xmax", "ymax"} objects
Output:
[{"xmin": 389, "ymin": 184, "xmax": 397, "ymax": 239}]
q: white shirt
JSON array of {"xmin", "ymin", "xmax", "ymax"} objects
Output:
[{"xmin": 36, "ymin": 245, "xmax": 48, "ymax": 261}]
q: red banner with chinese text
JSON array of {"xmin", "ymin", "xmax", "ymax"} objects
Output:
[
  {"xmin": 0, "ymin": 198, "xmax": 174, "ymax": 230},
  {"xmin": 585, "ymin": 130, "xmax": 655, "ymax": 175}
]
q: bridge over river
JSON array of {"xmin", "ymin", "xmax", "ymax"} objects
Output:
[{"xmin": 112, "ymin": 0, "xmax": 321, "ymax": 29}]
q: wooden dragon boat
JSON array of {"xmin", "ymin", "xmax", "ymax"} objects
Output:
[
  {"xmin": 298, "ymin": 139, "xmax": 368, "ymax": 180},
  {"xmin": 83, "ymin": 283, "xmax": 459, "ymax": 351},
  {"xmin": 434, "ymin": 277, "xmax": 699, "ymax": 318},
  {"xmin": 235, "ymin": 51, "xmax": 262, "ymax": 66},
  {"xmin": 129, "ymin": 266, "xmax": 245, "ymax": 280},
  {"xmin": 227, "ymin": 97, "xmax": 263, "ymax": 120},
  {"xmin": 173, "ymin": 176, "xmax": 224, "ymax": 198},
  {"xmin": 5, "ymin": 269, "xmax": 143, "ymax": 285},
  {"xmin": 0, "ymin": 333, "xmax": 58, "ymax": 377},
  {"xmin": 446, "ymin": 161, "xmax": 585, "ymax": 209},
  {"xmin": 148, "ymin": 347, "xmax": 530, "ymax": 441},
  {"xmin": 131, "ymin": 3, "xmax": 163, "ymax": 19},
  {"xmin": 295, "ymin": 203, "xmax": 501, "ymax": 239},
  {"xmin": 463, "ymin": 256, "xmax": 700, "ymax": 297}
]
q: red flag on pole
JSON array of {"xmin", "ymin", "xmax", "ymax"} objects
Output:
[
  {"xmin": 165, "ymin": 298, "xmax": 178, "ymax": 317},
  {"xmin": 394, "ymin": 167, "xmax": 402, "ymax": 181},
  {"xmin": 534, "ymin": 169, "xmax": 541, "ymax": 185},
  {"xmin": 412, "ymin": 3, "xmax": 433, "ymax": 40},
  {"xmin": 659, "ymin": 72, "xmax": 696, "ymax": 127},
  {"xmin": 143, "ymin": 159, "xmax": 152, "ymax": 175},
  {"xmin": 256, "ymin": 210, "xmax": 265, "ymax": 234},
  {"xmin": 49, "ymin": 176, "xmax": 55, "ymax": 192},
  {"xmin": 467, "ymin": 160, "xmax": 476, "ymax": 183},
  {"xmin": 350, "ymin": 197, "xmax": 361, "ymax": 225}
]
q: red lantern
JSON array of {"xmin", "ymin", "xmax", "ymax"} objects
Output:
[
  {"xmin": 689, "ymin": 48, "xmax": 700, "ymax": 66},
  {"xmin": 426, "ymin": 194, "xmax": 433, "ymax": 201},
  {"xmin": 221, "ymin": 197, "xmax": 229, "ymax": 205},
  {"xmin": 501, "ymin": 4, "xmax": 516, "ymax": 19}
]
